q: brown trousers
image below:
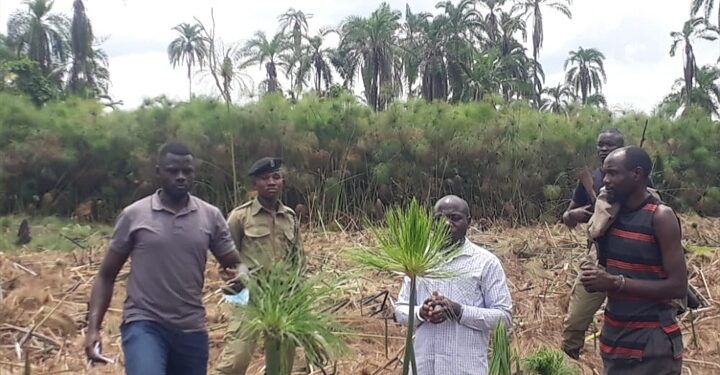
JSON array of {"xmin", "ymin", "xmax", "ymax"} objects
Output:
[{"xmin": 561, "ymin": 255, "xmax": 606, "ymax": 353}]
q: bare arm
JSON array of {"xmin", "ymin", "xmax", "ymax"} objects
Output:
[
  {"xmin": 87, "ymin": 250, "xmax": 128, "ymax": 331},
  {"xmin": 217, "ymin": 250, "xmax": 241, "ymax": 270},
  {"xmin": 219, "ymin": 209, "xmax": 245, "ymax": 293},
  {"xmin": 620, "ymin": 206, "xmax": 687, "ymax": 299},
  {"xmin": 563, "ymin": 182, "xmax": 593, "ymax": 228},
  {"xmin": 581, "ymin": 206, "xmax": 687, "ymax": 299},
  {"xmin": 85, "ymin": 249, "xmax": 128, "ymax": 360}
]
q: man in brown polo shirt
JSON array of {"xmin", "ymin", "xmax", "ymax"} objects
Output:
[{"xmin": 84, "ymin": 142, "xmax": 241, "ymax": 375}]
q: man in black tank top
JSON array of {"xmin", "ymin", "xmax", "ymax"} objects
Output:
[{"xmin": 581, "ymin": 146, "xmax": 686, "ymax": 375}]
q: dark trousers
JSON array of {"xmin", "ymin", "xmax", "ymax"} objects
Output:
[{"xmin": 121, "ymin": 320, "xmax": 209, "ymax": 375}]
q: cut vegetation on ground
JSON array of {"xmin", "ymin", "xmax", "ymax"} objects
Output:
[{"xmin": 1, "ymin": 215, "xmax": 719, "ymax": 374}]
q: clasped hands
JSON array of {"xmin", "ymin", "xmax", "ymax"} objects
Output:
[{"xmin": 419, "ymin": 291, "xmax": 463, "ymax": 324}]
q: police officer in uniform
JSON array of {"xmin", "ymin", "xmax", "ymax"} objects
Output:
[{"xmin": 216, "ymin": 157, "xmax": 303, "ymax": 374}]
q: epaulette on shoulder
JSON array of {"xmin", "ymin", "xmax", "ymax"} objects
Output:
[{"xmin": 234, "ymin": 201, "xmax": 253, "ymax": 211}]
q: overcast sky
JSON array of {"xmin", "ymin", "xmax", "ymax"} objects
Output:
[{"xmin": 1, "ymin": 0, "xmax": 718, "ymax": 112}]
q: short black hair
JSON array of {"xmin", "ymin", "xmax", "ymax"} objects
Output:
[
  {"xmin": 599, "ymin": 128, "xmax": 625, "ymax": 145},
  {"xmin": 158, "ymin": 142, "xmax": 192, "ymax": 160},
  {"xmin": 622, "ymin": 146, "xmax": 652, "ymax": 177}
]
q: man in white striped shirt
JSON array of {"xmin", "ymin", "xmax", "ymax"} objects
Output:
[{"xmin": 395, "ymin": 195, "xmax": 513, "ymax": 375}]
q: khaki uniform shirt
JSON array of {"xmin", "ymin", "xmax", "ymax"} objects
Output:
[{"xmin": 227, "ymin": 198, "xmax": 302, "ymax": 270}]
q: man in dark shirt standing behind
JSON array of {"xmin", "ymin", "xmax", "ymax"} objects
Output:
[
  {"xmin": 581, "ymin": 146, "xmax": 686, "ymax": 374},
  {"xmin": 84, "ymin": 142, "xmax": 241, "ymax": 375},
  {"xmin": 561, "ymin": 129, "xmax": 626, "ymax": 359}
]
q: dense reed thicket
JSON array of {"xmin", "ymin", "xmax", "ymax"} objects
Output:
[{"xmin": 1, "ymin": 92, "xmax": 718, "ymax": 224}]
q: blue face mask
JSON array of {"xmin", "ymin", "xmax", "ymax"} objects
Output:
[{"xmin": 223, "ymin": 288, "xmax": 250, "ymax": 305}]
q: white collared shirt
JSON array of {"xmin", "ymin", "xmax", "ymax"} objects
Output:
[{"xmin": 394, "ymin": 239, "xmax": 513, "ymax": 375}]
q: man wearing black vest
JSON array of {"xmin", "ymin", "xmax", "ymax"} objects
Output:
[{"xmin": 581, "ymin": 146, "xmax": 686, "ymax": 374}]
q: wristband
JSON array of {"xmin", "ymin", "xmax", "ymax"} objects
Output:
[{"xmin": 615, "ymin": 275, "xmax": 625, "ymax": 292}]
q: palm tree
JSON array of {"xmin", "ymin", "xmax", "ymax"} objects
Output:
[
  {"xmin": 329, "ymin": 48, "xmax": 359, "ymax": 89},
  {"xmin": 416, "ymin": 14, "xmax": 450, "ymax": 102},
  {"xmin": 477, "ymin": 0, "xmax": 507, "ymax": 45},
  {"xmin": 462, "ymin": 49, "xmax": 506, "ymax": 101},
  {"xmin": 400, "ymin": 5, "xmax": 432, "ymax": 97},
  {"xmin": 564, "ymin": 46, "xmax": 606, "ymax": 104},
  {"xmin": 68, "ymin": 0, "xmax": 90, "ymax": 94},
  {"xmin": 278, "ymin": 8, "xmax": 312, "ymax": 53},
  {"xmin": 338, "ymin": 3, "xmax": 402, "ymax": 111},
  {"xmin": 168, "ymin": 22, "xmax": 208, "ymax": 100},
  {"xmin": 689, "ymin": 65, "xmax": 720, "ymax": 115},
  {"xmin": 67, "ymin": 0, "xmax": 108, "ymax": 98},
  {"xmin": 662, "ymin": 64, "xmax": 720, "ymax": 116},
  {"xmin": 670, "ymin": 17, "xmax": 718, "ymax": 106},
  {"xmin": 691, "ymin": 0, "xmax": 719, "ymax": 28},
  {"xmin": 586, "ymin": 93, "xmax": 607, "ymax": 108},
  {"xmin": 541, "ymin": 83, "xmax": 574, "ymax": 113},
  {"xmin": 436, "ymin": 0, "xmax": 482, "ymax": 102},
  {"xmin": 295, "ymin": 30, "xmax": 334, "ymax": 93},
  {"xmin": 279, "ymin": 8, "xmax": 312, "ymax": 96},
  {"xmin": 512, "ymin": 0, "xmax": 572, "ymax": 107},
  {"xmin": 242, "ymin": 31, "xmax": 290, "ymax": 94},
  {"xmin": 492, "ymin": 11, "xmax": 536, "ymax": 101},
  {"xmin": 6, "ymin": 0, "xmax": 71, "ymax": 73}
]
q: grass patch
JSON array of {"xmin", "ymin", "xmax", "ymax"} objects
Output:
[{"xmin": 0, "ymin": 215, "xmax": 110, "ymax": 252}]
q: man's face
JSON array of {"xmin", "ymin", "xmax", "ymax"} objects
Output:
[
  {"xmin": 434, "ymin": 202, "xmax": 470, "ymax": 244},
  {"xmin": 253, "ymin": 171, "xmax": 284, "ymax": 200},
  {"xmin": 597, "ymin": 133, "xmax": 624, "ymax": 163},
  {"xmin": 156, "ymin": 153, "xmax": 194, "ymax": 200},
  {"xmin": 602, "ymin": 152, "xmax": 640, "ymax": 204}
]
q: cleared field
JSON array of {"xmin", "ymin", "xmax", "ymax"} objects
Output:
[{"xmin": 1, "ymin": 216, "xmax": 719, "ymax": 374}]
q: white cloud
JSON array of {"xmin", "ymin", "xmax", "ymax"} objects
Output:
[{"xmin": 1, "ymin": 0, "xmax": 719, "ymax": 112}]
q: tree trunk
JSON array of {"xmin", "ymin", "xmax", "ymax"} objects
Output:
[
  {"xmin": 401, "ymin": 275, "xmax": 418, "ymax": 375},
  {"xmin": 187, "ymin": 63, "xmax": 193, "ymax": 100},
  {"xmin": 684, "ymin": 42, "xmax": 695, "ymax": 106}
]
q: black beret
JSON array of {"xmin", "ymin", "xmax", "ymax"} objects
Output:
[{"xmin": 248, "ymin": 157, "xmax": 282, "ymax": 176}]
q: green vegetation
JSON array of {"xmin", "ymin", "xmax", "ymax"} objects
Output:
[
  {"xmin": 488, "ymin": 320, "xmax": 512, "ymax": 375},
  {"xmin": 233, "ymin": 262, "xmax": 346, "ymax": 375},
  {"xmin": 0, "ymin": 93, "xmax": 718, "ymax": 223},
  {"xmin": 522, "ymin": 348, "xmax": 578, "ymax": 375},
  {"xmin": 1, "ymin": 0, "xmax": 112, "ymax": 106},
  {"xmin": 0, "ymin": 215, "xmax": 109, "ymax": 252}
]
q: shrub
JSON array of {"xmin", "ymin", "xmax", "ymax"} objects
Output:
[{"xmin": 0, "ymin": 93, "xmax": 718, "ymax": 223}]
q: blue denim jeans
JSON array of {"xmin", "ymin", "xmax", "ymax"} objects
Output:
[{"xmin": 121, "ymin": 320, "xmax": 209, "ymax": 375}]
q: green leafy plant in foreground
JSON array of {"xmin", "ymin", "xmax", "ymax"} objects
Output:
[
  {"xmin": 350, "ymin": 199, "xmax": 460, "ymax": 375},
  {"xmin": 233, "ymin": 262, "xmax": 346, "ymax": 375},
  {"xmin": 522, "ymin": 347, "xmax": 579, "ymax": 375},
  {"xmin": 489, "ymin": 320, "xmax": 512, "ymax": 375}
]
